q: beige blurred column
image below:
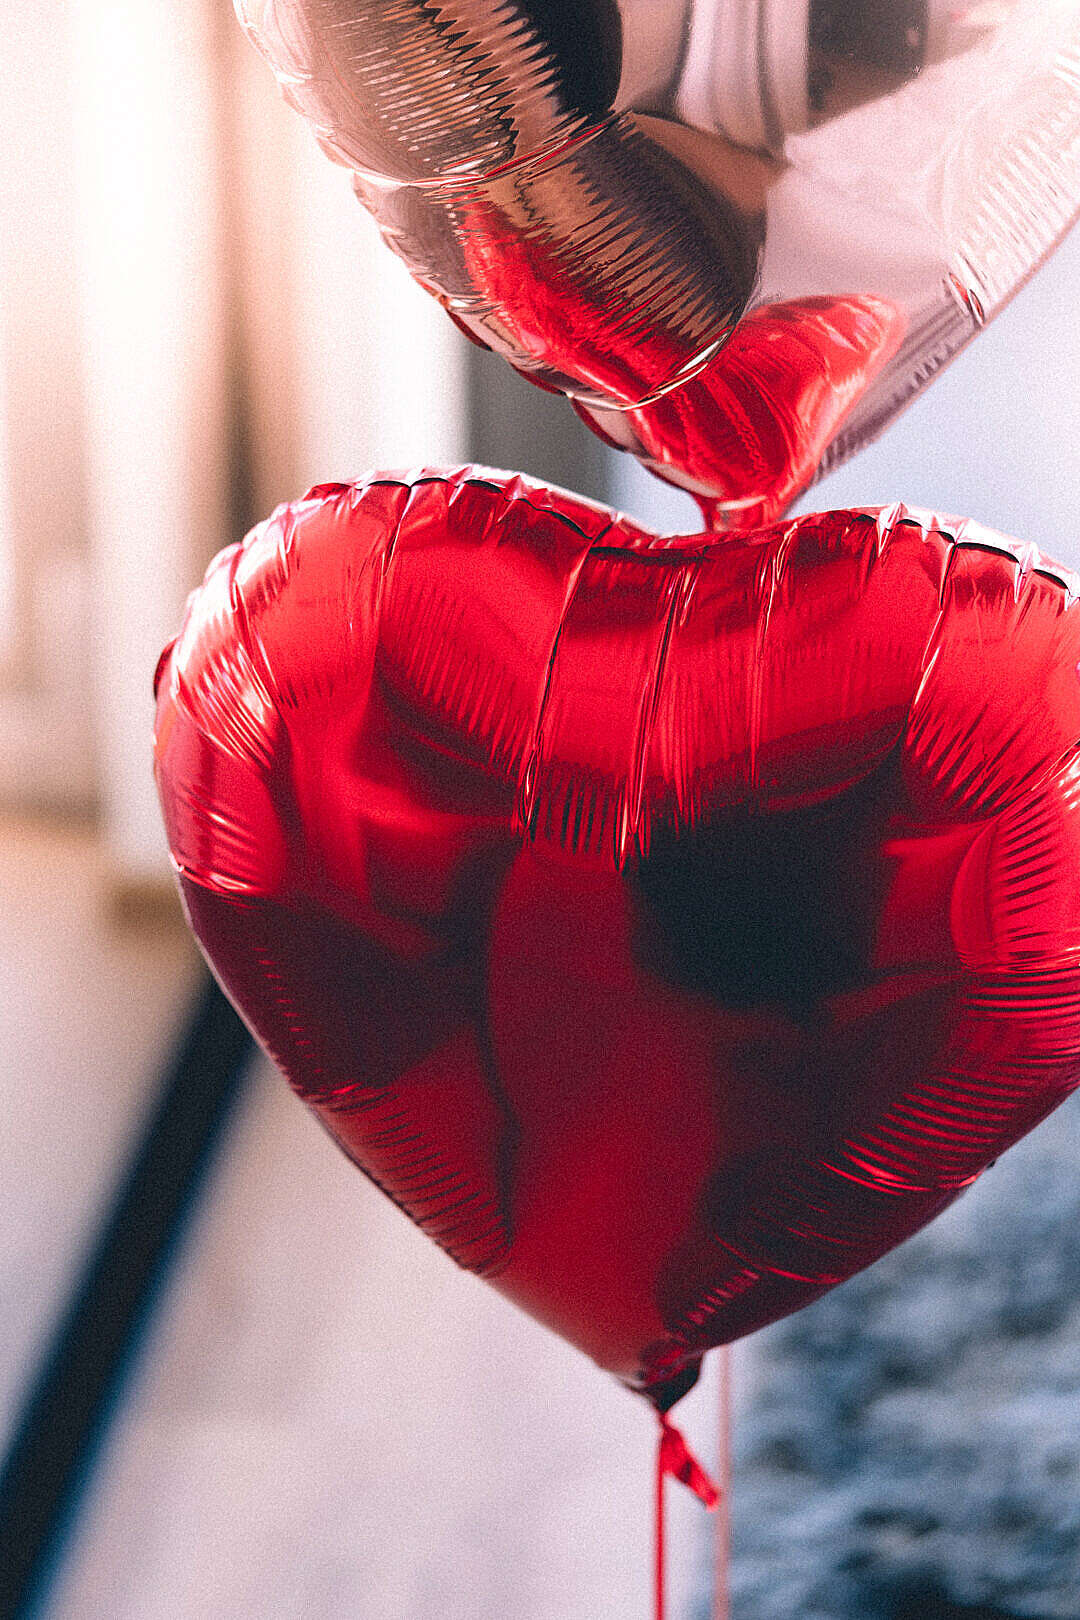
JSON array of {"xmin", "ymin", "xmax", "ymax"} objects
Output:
[
  {"xmin": 69, "ymin": 2, "xmax": 468, "ymax": 890},
  {"xmin": 69, "ymin": 0, "xmax": 230, "ymax": 888},
  {"xmin": 0, "ymin": 0, "xmax": 97, "ymax": 809},
  {"xmin": 227, "ymin": 16, "xmax": 468, "ymax": 514}
]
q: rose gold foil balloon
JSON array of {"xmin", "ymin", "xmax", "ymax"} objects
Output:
[{"xmin": 236, "ymin": 0, "xmax": 1080, "ymax": 525}]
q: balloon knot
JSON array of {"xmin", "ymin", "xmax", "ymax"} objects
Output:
[{"xmin": 657, "ymin": 1413, "xmax": 720, "ymax": 1510}]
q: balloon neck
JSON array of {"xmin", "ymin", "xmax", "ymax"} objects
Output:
[
  {"xmin": 695, "ymin": 493, "xmax": 775, "ymax": 535},
  {"xmin": 630, "ymin": 1348, "xmax": 704, "ymax": 1413}
]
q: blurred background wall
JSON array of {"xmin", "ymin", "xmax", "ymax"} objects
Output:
[
  {"xmin": 0, "ymin": 0, "xmax": 465, "ymax": 883},
  {"xmin": 1, "ymin": 2, "xmax": 1080, "ymax": 1618},
  {"xmin": 6, "ymin": 0, "xmax": 1079, "ymax": 881}
]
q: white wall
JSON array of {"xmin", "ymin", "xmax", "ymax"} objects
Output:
[
  {"xmin": 799, "ymin": 224, "xmax": 1080, "ymax": 563},
  {"xmin": 0, "ymin": 0, "xmax": 98, "ymax": 809},
  {"xmin": 229, "ymin": 24, "xmax": 468, "ymax": 513},
  {"xmin": 63, "ymin": 3, "xmax": 467, "ymax": 886},
  {"xmin": 69, "ymin": 0, "xmax": 230, "ymax": 884}
]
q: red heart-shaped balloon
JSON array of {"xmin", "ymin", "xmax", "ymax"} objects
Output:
[{"xmin": 155, "ymin": 469, "xmax": 1080, "ymax": 1408}]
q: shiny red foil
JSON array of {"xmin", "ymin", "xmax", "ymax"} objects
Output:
[{"xmin": 155, "ymin": 469, "xmax": 1080, "ymax": 1408}]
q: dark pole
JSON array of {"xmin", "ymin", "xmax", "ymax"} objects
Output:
[{"xmin": 0, "ymin": 975, "xmax": 253, "ymax": 1620}]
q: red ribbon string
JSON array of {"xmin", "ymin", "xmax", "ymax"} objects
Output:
[
  {"xmin": 658, "ymin": 1416, "xmax": 720, "ymax": 1508},
  {"xmin": 714, "ymin": 1346, "xmax": 731, "ymax": 1620},
  {"xmin": 654, "ymin": 1406, "xmax": 720, "ymax": 1620}
]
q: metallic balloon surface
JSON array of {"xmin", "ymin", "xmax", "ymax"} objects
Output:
[
  {"xmin": 235, "ymin": 0, "xmax": 1080, "ymax": 526},
  {"xmin": 155, "ymin": 469, "xmax": 1080, "ymax": 1406}
]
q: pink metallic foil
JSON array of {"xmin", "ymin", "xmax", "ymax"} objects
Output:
[{"xmin": 235, "ymin": 0, "xmax": 1080, "ymax": 526}]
